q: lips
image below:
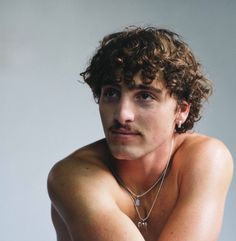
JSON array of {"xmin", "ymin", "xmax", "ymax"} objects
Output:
[
  {"xmin": 108, "ymin": 127, "xmax": 141, "ymax": 143},
  {"xmin": 111, "ymin": 130, "xmax": 140, "ymax": 135}
]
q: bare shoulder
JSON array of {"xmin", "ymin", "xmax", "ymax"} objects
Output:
[
  {"xmin": 176, "ymin": 132, "xmax": 234, "ymax": 193},
  {"xmin": 47, "ymin": 139, "xmax": 145, "ymax": 241},
  {"xmin": 155, "ymin": 137, "xmax": 233, "ymax": 241},
  {"xmin": 48, "ymin": 138, "xmax": 111, "ymax": 179},
  {"xmin": 47, "ymin": 139, "xmax": 117, "ymax": 208},
  {"xmin": 177, "ymin": 133, "xmax": 233, "ymax": 168}
]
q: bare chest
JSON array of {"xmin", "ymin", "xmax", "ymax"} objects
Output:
[{"xmin": 114, "ymin": 171, "xmax": 179, "ymax": 241}]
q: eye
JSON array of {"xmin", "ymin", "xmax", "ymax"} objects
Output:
[
  {"xmin": 101, "ymin": 87, "xmax": 120, "ymax": 101},
  {"xmin": 136, "ymin": 92, "xmax": 155, "ymax": 102}
]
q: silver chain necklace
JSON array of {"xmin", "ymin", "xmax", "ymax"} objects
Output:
[
  {"xmin": 113, "ymin": 165, "xmax": 165, "ymax": 207},
  {"xmin": 110, "ymin": 138, "xmax": 174, "ymax": 231}
]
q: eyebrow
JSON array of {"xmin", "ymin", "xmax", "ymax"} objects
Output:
[
  {"xmin": 102, "ymin": 83, "xmax": 163, "ymax": 95},
  {"xmin": 132, "ymin": 84, "xmax": 163, "ymax": 94}
]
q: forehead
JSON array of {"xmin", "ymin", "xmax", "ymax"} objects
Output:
[
  {"xmin": 132, "ymin": 71, "xmax": 165, "ymax": 90},
  {"xmin": 107, "ymin": 71, "xmax": 167, "ymax": 95}
]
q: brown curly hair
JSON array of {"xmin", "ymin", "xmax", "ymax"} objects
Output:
[{"xmin": 80, "ymin": 26, "xmax": 213, "ymax": 133}]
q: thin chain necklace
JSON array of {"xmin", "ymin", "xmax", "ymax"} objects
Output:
[
  {"xmin": 113, "ymin": 164, "xmax": 165, "ymax": 207},
  {"xmin": 110, "ymin": 138, "xmax": 174, "ymax": 231}
]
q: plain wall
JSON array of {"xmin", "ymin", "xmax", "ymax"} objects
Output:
[{"xmin": 1, "ymin": 0, "xmax": 235, "ymax": 240}]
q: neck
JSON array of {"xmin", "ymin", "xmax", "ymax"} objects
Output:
[{"xmin": 110, "ymin": 136, "xmax": 175, "ymax": 193}]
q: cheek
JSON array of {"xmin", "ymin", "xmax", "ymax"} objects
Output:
[
  {"xmin": 139, "ymin": 109, "xmax": 176, "ymax": 133},
  {"xmin": 99, "ymin": 105, "xmax": 113, "ymax": 126},
  {"xmin": 99, "ymin": 103, "xmax": 107, "ymax": 117}
]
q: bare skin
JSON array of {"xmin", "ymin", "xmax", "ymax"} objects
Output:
[
  {"xmin": 48, "ymin": 75, "xmax": 233, "ymax": 241},
  {"xmin": 48, "ymin": 134, "xmax": 233, "ymax": 241}
]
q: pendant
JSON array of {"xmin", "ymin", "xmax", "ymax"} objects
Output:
[
  {"xmin": 138, "ymin": 221, "xmax": 147, "ymax": 230},
  {"xmin": 134, "ymin": 198, "xmax": 141, "ymax": 206}
]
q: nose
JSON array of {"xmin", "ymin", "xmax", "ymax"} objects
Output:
[{"xmin": 114, "ymin": 98, "xmax": 135, "ymax": 124}]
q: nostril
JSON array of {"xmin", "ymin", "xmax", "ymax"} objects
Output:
[{"xmin": 114, "ymin": 108, "xmax": 135, "ymax": 124}]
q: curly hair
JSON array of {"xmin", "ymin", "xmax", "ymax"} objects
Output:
[{"xmin": 80, "ymin": 26, "xmax": 213, "ymax": 133}]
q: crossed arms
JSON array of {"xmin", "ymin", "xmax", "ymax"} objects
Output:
[{"xmin": 48, "ymin": 138, "xmax": 233, "ymax": 241}]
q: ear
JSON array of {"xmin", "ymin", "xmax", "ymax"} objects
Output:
[{"xmin": 175, "ymin": 101, "xmax": 191, "ymax": 126}]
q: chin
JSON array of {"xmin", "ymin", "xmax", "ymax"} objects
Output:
[{"xmin": 108, "ymin": 144, "xmax": 142, "ymax": 161}]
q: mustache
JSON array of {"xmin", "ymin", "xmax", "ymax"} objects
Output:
[{"xmin": 109, "ymin": 121, "xmax": 141, "ymax": 134}]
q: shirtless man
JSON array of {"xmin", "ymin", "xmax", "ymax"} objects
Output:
[{"xmin": 47, "ymin": 27, "xmax": 233, "ymax": 241}]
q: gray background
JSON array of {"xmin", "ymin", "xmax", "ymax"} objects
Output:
[{"xmin": 1, "ymin": 0, "xmax": 235, "ymax": 241}]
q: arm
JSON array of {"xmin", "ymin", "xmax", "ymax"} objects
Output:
[
  {"xmin": 51, "ymin": 204, "xmax": 72, "ymax": 241},
  {"xmin": 158, "ymin": 138, "xmax": 233, "ymax": 241},
  {"xmin": 47, "ymin": 157, "xmax": 145, "ymax": 241}
]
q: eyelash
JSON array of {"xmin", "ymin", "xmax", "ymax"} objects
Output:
[
  {"xmin": 102, "ymin": 88, "xmax": 120, "ymax": 100},
  {"xmin": 101, "ymin": 88, "xmax": 156, "ymax": 104},
  {"xmin": 136, "ymin": 92, "xmax": 155, "ymax": 102}
]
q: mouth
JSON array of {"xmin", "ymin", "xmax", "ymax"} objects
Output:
[
  {"xmin": 108, "ymin": 128, "xmax": 141, "ymax": 143},
  {"xmin": 111, "ymin": 130, "xmax": 140, "ymax": 135},
  {"xmin": 110, "ymin": 127, "xmax": 140, "ymax": 135}
]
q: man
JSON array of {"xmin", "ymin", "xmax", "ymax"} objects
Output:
[{"xmin": 47, "ymin": 27, "xmax": 233, "ymax": 241}]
